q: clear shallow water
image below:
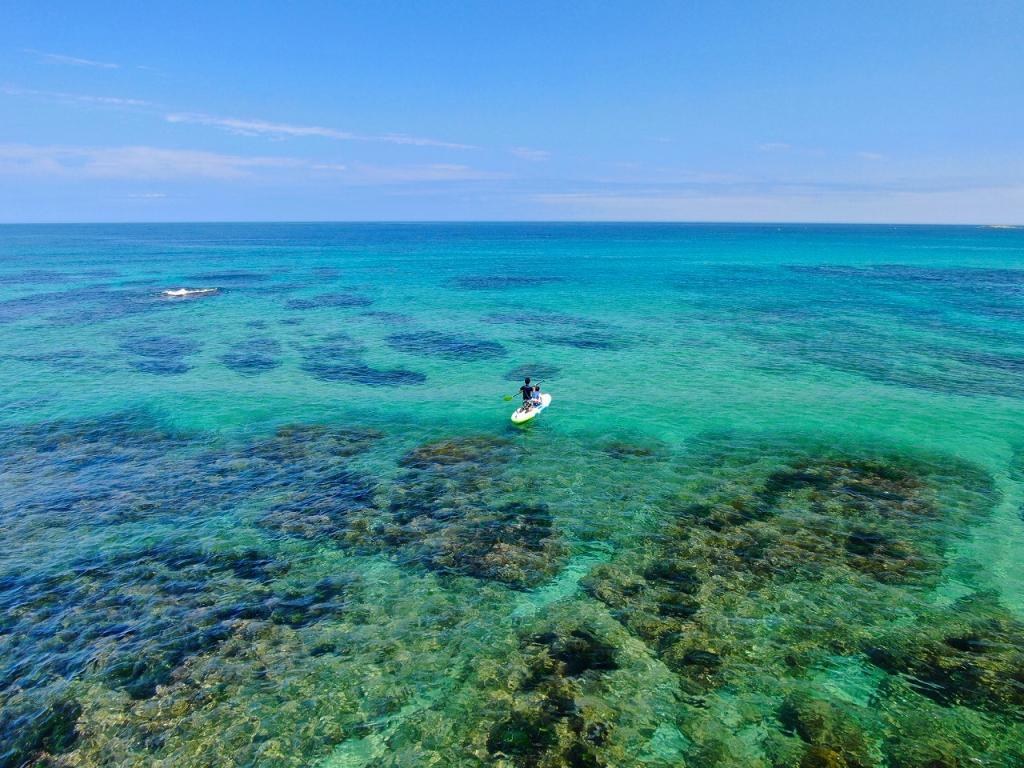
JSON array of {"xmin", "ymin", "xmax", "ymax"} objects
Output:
[{"xmin": 1, "ymin": 223, "xmax": 1022, "ymax": 767}]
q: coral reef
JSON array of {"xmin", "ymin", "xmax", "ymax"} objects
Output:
[
  {"xmin": 452, "ymin": 275, "xmax": 563, "ymax": 290},
  {"xmin": 1, "ymin": 406, "xmax": 1018, "ymax": 768},
  {"xmin": 300, "ymin": 332, "xmax": 426, "ymax": 386},
  {"xmin": 386, "ymin": 331, "xmax": 507, "ymax": 360},
  {"xmin": 220, "ymin": 338, "xmax": 282, "ymax": 374},
  {"xmin": 482, "ymin": 624, "xmax": 621, "ymax": 767},
  {"xmin": 584, "ymin": 451, "xmax": 995, "ymax": 696},
  {"xmin": 505, "ymin": 363, "xmax": 562, "ymax": 381},
  {"xmin": 285, "ymin": 292, "xmax": 373, "ymax": 310},
  {"xmin": 866, "ymin": 592, "xmax": 1024, "ymax": 714},
  {"xmin": 539, "ymin": 331, "xmax": 629, "ymax": 351},
  {"xmin": 351, "ymin": 436, "xmax": 565, "ymax": 588},
  {"xmin": 120, "ymin": 334, "xmax": 201, "ymax": 375}
]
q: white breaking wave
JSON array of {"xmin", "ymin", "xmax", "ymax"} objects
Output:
[{"xmin": 161, "ymin": 287, "xmax": 220, "ymax": 298}]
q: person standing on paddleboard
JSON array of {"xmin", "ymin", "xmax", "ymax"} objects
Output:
[{"xmin": 519, "ymin": 378, "xmax": 536, "ymax": 409}]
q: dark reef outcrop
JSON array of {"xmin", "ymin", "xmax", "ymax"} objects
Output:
[{"xmin": 348, "ymin": 436, "xmax": 566, "ymax": 589}]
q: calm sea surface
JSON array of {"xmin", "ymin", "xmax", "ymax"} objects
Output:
[{"xmin": 1, "ymin": 223, "xmax": 1022, "ymax": 766}]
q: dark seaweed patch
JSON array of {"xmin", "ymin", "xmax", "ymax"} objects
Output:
[
  {"xmin": 0, "ymin": 542, "xmax": 284, "ymax": 699},
  {"xmin": 865, "ymin": 592, "xmax": 1024, "ymax": 714},
  {"xmin": 0, "ymin": 415, "xmax": 377, "ymax": 726},
  {"xmin": 3, "ymin": 349, "xmax": 116, "ymax": 374},
  {"xmin": 130, "ymin": 358, "xmax": 192, "ymax": 375},
  {"xmin": 311, "ymin": 267, "xmax": 342, "ymax": 279},
  {"xmin": 285, "ymin": 293, "xmax": 372, "ymax": 310},
  {"xmin": 219, "ymin": 336, "xmax": 283, "ymax": 374},
  {"xmin": 600, "ymin": 440, "xmax": 664, "ymax": 459},
  {"xmin": 0, "ymin": 269, "xmax": 69, "ymax": 285},
  {"xmin": 790, "ymin": 264, "xmax": 1024, "ymax": 287},
  {"xmin": 299, "ymin": 332, "xmax": 426, "ymax": 386},
  {"xmin": 184, "ymin": 271, "xmax": 270, "ymax": 284},
  {"xmin": 530, "ymin": 628, "xmax": 619, "ymax": 678},
  {"xmin": 504, "ymin": 363, "xmax": 562, "ymax": 381},
  {"xmin": 0, "ymin": 285, "xmax": 165, "ymax": 326},
  {"xmin": 0, "ymin": 697, "xmax": 82, "ymax": 767},
  {"xmin": 452, "ymin": 275, "xmax": 563, "ymax": 290},
  {"xmin": 539, "ymin": 331, "xmax": 628, "ymax": 351},
  {"xmin": 776, "ymin": 692, "xmax": 873, "ymax": 768},
  {"xmin": 301, "ymin": 361, "xmax": 426, "ymax": 386},
  {"xmin": 484, "ymin": 620, "xmax": 618, "ymax": 766},
  {"xmin": 484, "ymin": 310, "xmax": 608, "ymax": 332},
  {"xmin": 249, "ymin": 425, "xmax": 381, "ymax": 539},
  {"xmin": 359, "ymin": 310, "xmax": 414, "ymax": 325},
  {"xmin": 386, "ymin": 331, "xmax": 506, "ymax": 360},
  {"xmin": 220, "ymin": 353, "xmax": 280, "ymax": 375},
  {"xmin": 349, "ymin": 436, "xmax": 564, "ymax": 588},
  {"xmin": 120, "ymin": 334, "xmax": 201, "ymax": 376},
  {"xmin": 584, "ymin": 449, "xmax": 995, "ymax": 697}
]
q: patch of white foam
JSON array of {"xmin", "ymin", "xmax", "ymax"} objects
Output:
[{"xmin": 161, "ymin": 287, "xmax": 220, "ymax": 298}]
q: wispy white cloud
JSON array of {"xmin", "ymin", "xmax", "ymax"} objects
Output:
[
  {"xmin": 165, "ymin": 112, "xmax": 477, "ymax": 150},
  {"xmin": 4, "ymin": 86, "xmax": 476, "ymax": 152},
  {"xmin": 24, "ymin": 49, "xmax": 119, "ymax": 69},
  {"xmin": 0, "ymin": 144, "xmax": 499, "ymax": 184},
  {"xmin": 533, "ymin": 180, "xmax": 1024, "ymax": 223},
  {"xmin": 126, "ymin": 192, "xmax": 168, "ymax": 199},
  {"xmin": 345, "ymin": 163, "xmax": 505, "ymax": 183},
  {"xmin": 858, "ymin": 151, "xmax": 886, "ymax": 161},
  {"xmin": 166, "ymin": 113, "xmax": 356, "ymax": 140},
  {"xmin": 1, "ymin": 85, "xmax": 150, "ymax": 107},
  {"xmin": 509, "ymin": 146, "xmax": 550, "ymax": 161},
  {"xmin": 758, "ymin": 142, "xmax": 792, "ymax": 152},
  {"xmin": 0, "ymin": 144, "xmax": 306, "ymax": 180}
]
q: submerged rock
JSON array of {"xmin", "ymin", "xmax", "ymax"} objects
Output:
[
  {"xmin": 0, "ymin": 413, "xmax": 380, "ymax": 739},
  {"xmin": 0, "ymin": 697, "xmax": 82, "ymax": 767},
  {"xmin": 248, "ymin": 425, "xmax": 381, "ymax": 540},
  {"xmin": 584, "ymin": 448, "xmax": 996, "ymax": 698},
  {"xmin": 484, "ymin": 621, "xmax": 621, "ymax": 767},
  {"xmin": 865, "ymin": 592, "xmax": 1024, "ymax": 714},
  {"xmin": 353, "ymin": 436, "xmax": 565, "ymax": 589},
  {"xmin": 777, "ymin": 692, "xmax": 874, "ymax": 768}
]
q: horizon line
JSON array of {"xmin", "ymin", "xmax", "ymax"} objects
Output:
[{"xmin": 0, "ymin": 219, "xmax": 1020, "ymax": 227}]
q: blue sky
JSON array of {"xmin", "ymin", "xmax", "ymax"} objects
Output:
[{"xmin": 1, "ymin": 1, "xmax": 1022, "ymax": 223}]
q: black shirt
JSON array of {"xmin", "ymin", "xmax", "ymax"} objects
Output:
[{"xmin": 520, "ymin": 385, "xmax": 534, "ymax": 401}]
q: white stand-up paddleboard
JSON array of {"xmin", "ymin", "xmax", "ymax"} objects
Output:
[{"xmin": 511, "ymin": 393, "xmax": 552, "ymax": 424}]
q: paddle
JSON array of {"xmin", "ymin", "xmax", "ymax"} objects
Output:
[{"xmin": 502, "ymin": 393, "xmax": 517, "ymax": 401}]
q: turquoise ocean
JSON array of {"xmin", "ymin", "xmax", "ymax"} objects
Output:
[{"xmin": 1, "ymin": 223, "xmax": 1022, "ymax": 767}]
